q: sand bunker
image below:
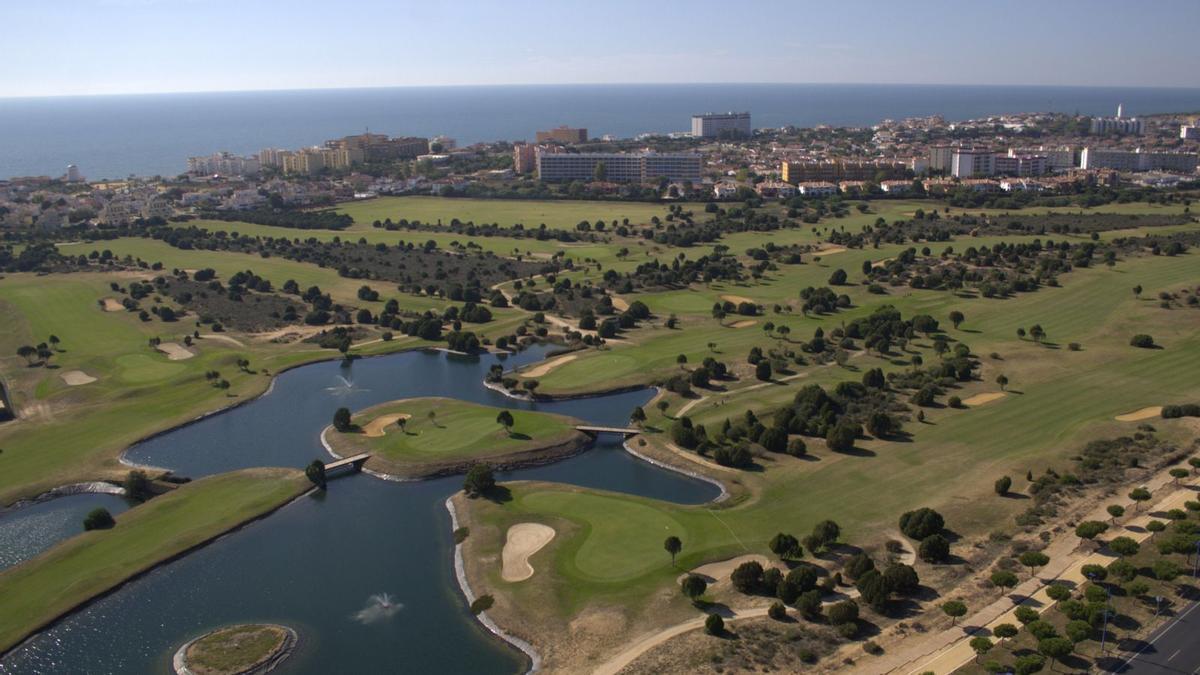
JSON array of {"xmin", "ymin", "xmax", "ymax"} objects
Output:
[
  {"xmin": 610, "ymin": 296, "xmax": 630, "ymax": 311},
  {"xmin": 155, "ymin": 342, "xmax": 194, "ymax": 361},
  {"xmin": 522, "ymin": 354, "xmax": 577, "ymax": 378},
  {"xmin": 817, "ymin": 246, "xmax": 848, "ymax": 256},
  {"xmin": 963, "ymin": 392, "xmax": 1006, "ymax": 407},
  {"xmin": 872, "ymin": 257, "xmax": 895, "ymax": 268},
  {"xmin": 681, "ymin": 554, "xmax": 776, "ymax": 585},
  {"xmin": 101, "ymin": 298, "xmax": 124, "ymax": 312},
  {"xmin": 501, "ymin": 523, "xmax": 556, "ymax": 582},
  {"xmin": 362, "ymin": 413, "xmax": 411, "ymax": 438},
  {"xmin": 60, "ymin": 370, "xmax": 97, "ymax": 386},
  {"xmin": 729, "ymin": 319, "xmax": 757, "ymax": 329},
  {"xmin": 720, "ymin": 294, "xmax": 755, "ymax": 305},
  {"xmin": 1116, "ymin": 406, "xmax": 1162, "ymax": 422}
]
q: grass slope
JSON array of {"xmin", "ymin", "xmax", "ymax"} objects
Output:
[{"xmin": 0, "ymin": 468, "xmax": 308, "ymax": 654}]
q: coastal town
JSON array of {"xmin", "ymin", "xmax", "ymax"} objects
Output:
[{"xmin": 3, "ymin": 107, "xmax": 1198, "ymax": 232}]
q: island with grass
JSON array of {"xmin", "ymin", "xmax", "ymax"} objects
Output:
[
  {"xmin": 323, "ymin": 397, "xmax": 591, "ymax": 479},
  {"xmin": 173, "ymin": 623, "xmax": 296, "ymax": 675}
]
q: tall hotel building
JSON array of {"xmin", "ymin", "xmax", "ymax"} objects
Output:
[{"xmin": 691, "ymin": 112, "xmax": 751, "ymax": 138}]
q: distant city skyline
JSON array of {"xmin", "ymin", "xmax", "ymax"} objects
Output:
[{"xmin": 2, "ymin": 0, "xmax": 1199, "ymax": 98}]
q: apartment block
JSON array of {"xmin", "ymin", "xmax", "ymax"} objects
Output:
[
  {"xmin": 1080, "ymin": 148, "xmax": 1199, "ymax": 173},
  {"xmin": 535, "ymin": 126, "xmax": 588, "ymax": 144},
  {"xmin": 950, "ymin": 148, "xmax": 995, "ymax": 178},
  {"xmin": 536, "ymin": 151, "xmax": 700, "ymax": 183},
  {"xmin": 692, "ymin": 112, "xmax": 752, "ymax": 139},
  {"xmin": 781, "ymin": 159, "xmax": 908, "ymax": 184},
  {"xmin": 187, "ymin": 151, "xmax": 261, "ymax": 176}
]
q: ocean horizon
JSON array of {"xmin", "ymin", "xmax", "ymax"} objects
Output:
[{"xmin": 2, "ymin": 82, "xmax": 1199, "ymax": 181}]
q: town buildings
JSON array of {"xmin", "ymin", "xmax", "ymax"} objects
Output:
[
  {"xmin": 1089, "ymin": 106, "xmax": 1145, "ymax": 135},
  {"xmin": 781, "ymin": 159, "xmax": 909, "ymax": 184},
  {"xmin": 187, "ymin": 152, "xmax": 261, "ymax": 177},
  {"xmin": 1080, "ymin": 147, "xmax": 1199, "ymax": 173},
  {"xmin": 692, "ymin": 112, "xmax": 752, "ymax": 138},
  {"xmin": 536, "ymin": 151, "xmax": 701, "ymax": 183},
  {"xmin": 1182, "ymin": 126, "xmax": 1200, "ymax": 140},
  {"xmin": 535, "ymin": 126, "xmax": 588, "ymax": 144},
  {"xmin": 512, "ymin": 143, "xmax": 538, "ymax": 174}
]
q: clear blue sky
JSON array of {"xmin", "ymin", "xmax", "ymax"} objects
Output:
[{"xmin": 3, "ymin": 0, "xmax": 1198, "ymax": 98}]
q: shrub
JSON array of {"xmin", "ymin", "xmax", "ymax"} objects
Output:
[
  {"xmin": 731, "ymin": 560, "xmax": 765, "ymax": 593},
  {"xmin": 899, "ymin": 507, "xmax": 945, "ymax": 539},
  {"xmin": 919, "ymin": 534, "xmax": 950, "ymax": 563},
  {"xmin": 768, "ymin": 601, "xmax": 788, "ymax": 621},
  {"xmin": 1129, "ymin": 334, "xmax": 1155, "ymax": 348},
  {"xmin": 83, "ymin": 507, "xmax": 115, "ymax": 531},
  {"xmin": 827, "ymin": 599, "xmax": 859, "ymax": 625},
  {"xmin": 704, "ymin": 613, "xmax": 724, "ymax": 635}
]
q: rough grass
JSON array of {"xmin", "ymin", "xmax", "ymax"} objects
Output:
[
  {"xmin": 332, "ymin": 196, "xmax": 672, "ymax": 230},
  {"xmin": 0, "ymin": 469, "xmax": 308, "ymax": 653}
]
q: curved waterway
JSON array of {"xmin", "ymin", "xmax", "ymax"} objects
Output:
[{"xmin": 0, "ymin": 346, "xmax": 718, "ymax": 673}]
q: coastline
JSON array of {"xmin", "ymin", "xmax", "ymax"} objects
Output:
[
  {"xmin": 445, "ymin": 496, "xmax": 541, "ymax": 674},
  {"xmin": 622, "ymin": 438, "xmax": 730, "ymax": 503}
]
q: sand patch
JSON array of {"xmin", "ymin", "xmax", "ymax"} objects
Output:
[
  {"xmin": 872, "ymin": 257, "xmax": 895, "ymax": 268},
  {"xmin": 60, "ymin": 370, "xmax": 97, "ymax": 386},
  {"xmin": 963, "ymin": 392, "xmax": 1006, "ymax": 407},
  {"xmin": 1116, "ymin": 406, "xmax": 1162, "ymax": 422},
  {"xmin": 101, "ymin": 298, "xmax": 124, "ymax": 312},
  {"xmin": 521, "ymin": 354, "xmax": 577, "ymax": 378},
  {"xmin": 200, "ymin": 333, "xmax": 245, "ymax": 347},
  {"xmin": 720, "ymin": 294, "xmax": 755, "ymax": 305},
  {"xmin": 729, "ymin": 319, "xmax": 757, "ymax": 329},
  {"xmin": 681, "ymin": 554, "xmax": 777, "ymax": 586},
  {"xmin": 501, "ymin": 523, "xmax": 556, "ymax": 582},
  {"xmin": 817, "ymin": 246, "xmax": 847, "ymax": 256},
  {"xmin": 362, "ymin": 413, "xmax": 411, "ymax": 438},
  {"xmin": 610, "ymin": 296, "xmax": 630, "ymax": 311},
  {"xmin": 155, "ymin": 342, "xmax": 194, "ymax": 361}
]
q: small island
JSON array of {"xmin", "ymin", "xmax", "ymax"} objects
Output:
[
  {"xmin": 324, "ymin": 397, "xmax": 590, "ymax": 479},
  {"xmin": 173, "ymin": 623, "xmax": 296, "ymax": 675}
]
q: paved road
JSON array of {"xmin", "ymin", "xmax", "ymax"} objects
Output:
[{"xmin": 1108, "ymin": 598, "xmax": 1200, "ymax": 673}]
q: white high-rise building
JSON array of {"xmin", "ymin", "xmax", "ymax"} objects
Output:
[
  {"xmin": 691, "ymin": 112, "xmax": 751, "ymax": 138},
  {"xmin": 65, "ymin": 164, "xmax": 84, "ymax": 183}
]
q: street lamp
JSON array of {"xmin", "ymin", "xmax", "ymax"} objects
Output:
[
  {"xmin": 1155, "ymin": 595, "xmax": 1163, "ymax": 618},
  {"xmin": 1088, "ymin": 571, "xmax": 1111, "ymax": 653}
]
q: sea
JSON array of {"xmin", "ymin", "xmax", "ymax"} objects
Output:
[{"xmin": 2, "ymin": 83, "xmax": 1199, "ymax": 181}]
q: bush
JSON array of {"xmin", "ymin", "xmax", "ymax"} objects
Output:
[
  {"xmin": 731, "ymin": 560, "xmax": 765, "ymax": 594},
  {"xmin": 83, "ymin": 507, "xmax": 115, "ymax": 531},
  {"xmin": 462, "ymin": 464, "xmax": 495, "ymax": 497},
  {"xmin": 919, "ymin": 534, "xmax": 950, "ymax": 563},
  {"xmin": 899, "ymin": 507, "xmax": 945, "ymax": 540},
  {"xmin": 827, "ymin": 599, "xmax": 859, "ymax": 626},
  {"xmin": 994, "ymin": 475, "xmax": 1012, "ymax": 496},
  {"xmin": 1130, "ymin": 334, "xmax": 1155, "ymax": 348},
  {"xmin": 704, "ymin": 613, "xmax": 724, "ymax": 635},
  {"xmin": 768, "ymin": 601, "xmax": 787, "ymax": 621}
]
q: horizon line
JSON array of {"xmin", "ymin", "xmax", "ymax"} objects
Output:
[{"xmin": 4, "ymin": 80, "xmax": 1200, "ymax": 101}]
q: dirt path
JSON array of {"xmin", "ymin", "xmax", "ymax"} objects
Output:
[
  {"xmin": 249, "ymin": 325, "xmax": 330, "ymax": 342},
  {"xmin": 521, "ymin": 354, "xmax": 577, "ymax": 378},
  {"xmin": 815, "ymin": 246, "xmax": 847, "ymax": 256},
  {"xmin": 963, "ymin": 391, "xmax": 1006, "ymax": 406},
  {"xmin": 592, "ymin": 605, "xmax": 773, "ymax": 675},
  {"xmin": 675, "ymin": 396, "xmax": 708, "ymax": 417},
  {"xmin": 362, "ymin": 413, "xmax": 411, "ymax": 438},
  {"xmin": 719, "ymin": 294, "xmax": 755, "ymax": 305},
  {"xmin": 199, "ymin": 333, "xmax": 246, "ymax": 348},
  {"xmin": 874, "ymin": 469, "xmax": 1200, "ymax": 675},
  {"xmin": 728, "ymin": 319, "xmax": 757, "ymax": 329},
  {"xmin": 1116, "ymin": 406, "xmax": 1162, "ymax": 422},
  {"xmin": 662, "ymin": 442, "xmax": 740, "ymax": 474},
  {"xmin": 501, "ymin": 523, "xmax": 556, "ymax": 582}
]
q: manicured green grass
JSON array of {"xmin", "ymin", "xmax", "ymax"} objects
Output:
[
  {"xmin": 185, "ymin": 624, "xmax": 290, "ymax": 673},
  {"xmin": 327, "ymin": 397, "xmax": 584, "ymax": 477},
  {"xmin": 0, "ymin": 468, "xmax": 309, "ymax": 653},
  {"xmin": 332, "ymin": 196, "xmax": 672, "ymax": 230}
]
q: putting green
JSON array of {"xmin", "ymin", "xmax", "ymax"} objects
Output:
[{"xmin": 114, "ymin": 353, "xmax": 187, "ymax": 383}]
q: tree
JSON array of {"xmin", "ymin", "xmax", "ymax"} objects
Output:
[
  {"xmin": 994, "ymin": 476, "xmax": 1012, "ymax": 496},
  {"xmin": 656, "ymin": 399, "xmax": 670, "ymax": 416},
  {"xmin": 1064, "ymin": 620, "xmax": 1092, "ymax": 644},
  {"xmin": 1169, "ymin": 467, "xmax": 1189, "ymax": 484},
  {"xmin": 768, "ymin": 601, "xmax": 787, "ymax": 621},
  {"xmin": 1133, "ymin": 284, "xmax": 1142, "ymax": 298},
  {"xmin": 1075, "ymin": 520, "xmax": 1109, "ymax": 544},
  {"xmin": 949, "ymin": 310, "xmax": 965, "ymax": 330},
  {"xmin": 919, "ymin": 534, "xmax": 950, "ymax": 563},
  {"xmin": 1129, "ymin": 334, "xmax": 1155, "ymax": 348},
  {"xmin": 664, "ymin": 536, "xmax": 683, "ymax": 566},
  {"xmin": 941, "ymin": 600, "xmax": 967, "ymax": 625},
  {"xmin": 1019, "ymin": 551, "xmax": 1050, "ymax": 576},
  {"xmin": 1029, "ymin": 324, "xmax": 1046, "ymax": 343},
  {"xmin": 1046, "ymin": 584, "xmax": 1071, "ymax": 602},
  {"xmin": 993, "ymin": 622, "xmax": 1019, "ymax": 639},
  {"xmin": 755, "ymin": 360, "xmax": 772, "ymax": 381},
  {"xmin": 1109, "ymin": 536, "xmax": 1139, "ymax": 558},
  {"xmin": 123, "ymin": 470, "xmax": 151, "ymax": 502},
  {"xmin": 899, "ymin": 507, "xmax": 945, "ymax": 540},
  {"xmin": 1106, "ymin": 504, "xmax": 1125, "ymax": 523},
  {"xmin": 990, "ymin": 570, "xmax": 1019, "ymax": 596},
  {"xmin": 1146, "ymin": 520, "xmax": 1166, "ymax": 539},
  {"xmin": 16, "ymin": 345, "xmax": 37, "ymax": 365},
  {"xmin": 970, "ymin": 637, "xmax": 994, "ymax": 662},
  {"xmin": 883, "ymin": 563, "xmax": 920, "ymax": 595},
  {"xmin": 827, "ymin": 600, "xmax": 859, "ymax": 626},
  {"xmin": 681, "ymin": 574, "xmax": 707, "ymax": 601},
  {"xmin": 83, "ymin": 507, "xmax": 115, "ymax": 530},
  {"xmin": 704, "ymin": 613, "xmax": 724, "ymax": 635},
  {"xmin": 1014, "ymin": 654, "xmax": 1045, "ymax": 675},
  {"xmin": 1129, "ymin": 487, "xmax": 1152, "ymax": 510},
  {"xmin": 463, "ymin": 464, "xmax": 495, "ymax": 497},
  {"xmin": 48, "ymin": 334, "xmax": 61, "ymax": 351},
  {"xmin": 630, "ymin": 406, "xmax": 646, "ymax": 426},
  {"xmin": 496, "ymin": 410, "xmax": 515, "ymax": 435},
  {"xmin": 731, "ymin": 560, "xmax": 765, "ymax": 593},
  {"xmin": 829, "ymin": 268, "xmax": 848, "ymax": 285},
  {"xmin": 856, "ymin": 570, "xmax": 891, "ymax": 612},
  {"xmin": 1038, "ymin": 637, "xmax": 1073, "ymax": 669},
  {"xmin": 676, "ymin": 354, "xmax": 688, "ymax": 369},
  {"xmin": 996, "ymin": 374, "xmax": 1008, "ymax": 391},
  {"xmin": 305, "ymin": 460, "xmax": 326, "ymax": 489},
  {"xmin": 825, "ymin": 419, "xmax": 859, "ymax": 453},
  {"xmin": 332, "ymin": 407, "xmax": 352, "ymax": 432},
  {"xmin": 811, "ymin": 519, "xmax": 841, "ymax": 550},
  {"xmin": 769, "ymin": 533, "xmax": 802, "ymax": 560},
  {"xmin": 593, "ymin": 160, "xmax": 607, "ymax": 181}
]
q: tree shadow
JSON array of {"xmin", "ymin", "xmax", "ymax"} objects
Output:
[
  {"xmin": 835, "ymin": 445, "xmax": 877, "ymax": 457},
  {"xmin": 484, "ymin": 485, "xmax": 513, "ymax": 503},
  {"xmin": 508, "ymin": 432, "xmax": 532, "ymax": 441},
  {"xmin": 1001, "ymin": 492, "xmax": 1031, "ymax": 500}
]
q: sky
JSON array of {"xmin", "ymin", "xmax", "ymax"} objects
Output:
[{"xmin": 3, "ymin": 0, "xmax": 1199, "ymax": 98}]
